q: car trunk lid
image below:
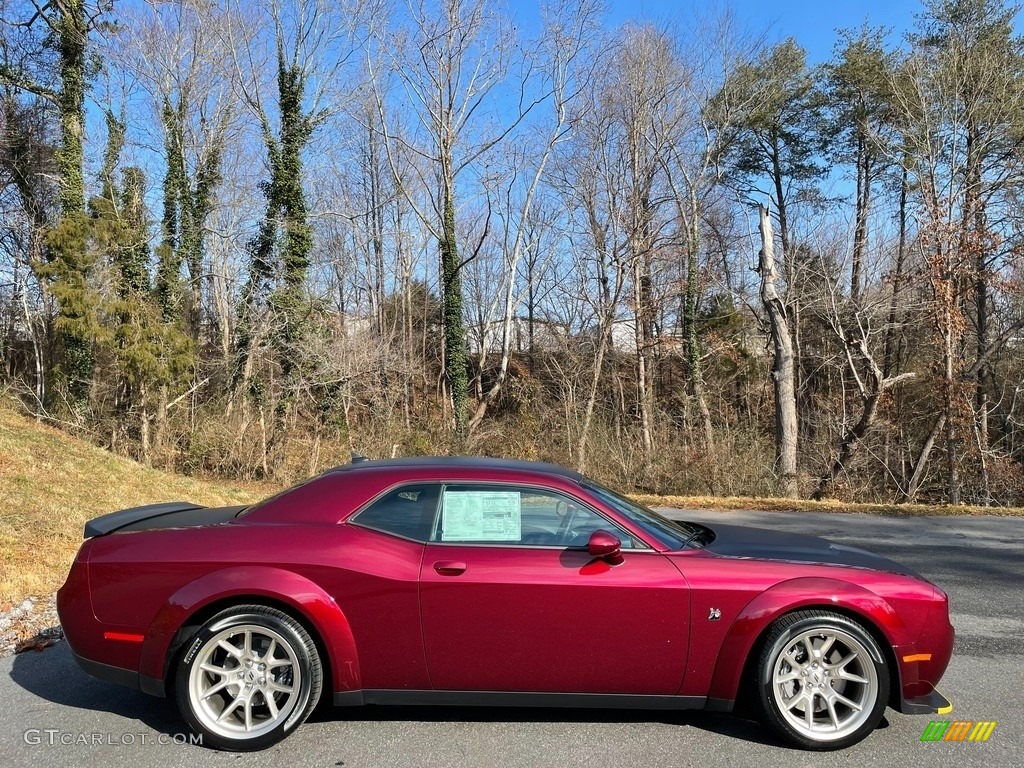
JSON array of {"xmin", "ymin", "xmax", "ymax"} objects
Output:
[{"xmin": 83, "ymin": 502, "xmax": 247, "ymax": 538}]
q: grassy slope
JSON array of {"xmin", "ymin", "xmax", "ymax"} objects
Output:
[{"xmin": 0, "ymin": 400, "xmax": 274, "ymax": 607}]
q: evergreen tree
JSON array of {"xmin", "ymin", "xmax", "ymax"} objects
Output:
[
  {"xmin": 709, "ymin": 38, "xmax": 829, "ymax": 264},
  {"xmin": 825, "ymin": 26, "xmax": 902, "ymax": 302}
]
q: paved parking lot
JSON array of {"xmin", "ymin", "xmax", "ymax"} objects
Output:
[{"xmin": 1, "ymin": 508, "xmax": 1021, "ymax": 768}]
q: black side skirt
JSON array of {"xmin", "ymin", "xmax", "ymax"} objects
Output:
[{"xmin": 334, "ymin": 689, "xmax": 707, "ymax": 710}]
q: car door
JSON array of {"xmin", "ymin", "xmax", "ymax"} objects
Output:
[
  {"xmin": 419, "ymin": 483, "xmax": 690, "ymax": 694},
  {"xmin": 333, "ymin": 484, "xmax": 441, "ymax": 691}
]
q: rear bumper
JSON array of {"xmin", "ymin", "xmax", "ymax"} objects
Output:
[
  {"xmin": 69, "ymin": 649, "xmax": 140, "ymax": 690},
  {"xmin": 58, "ymin": 550, "xmax": 163, "ymax": 697},
  {"xmin": 67, "ymin": 649, "xmax": 167, "ymax": 697}
]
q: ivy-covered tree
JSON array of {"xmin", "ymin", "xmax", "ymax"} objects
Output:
[
  {"xmin": 0, "ymin": 0, "xmax": 110, "ymax": 413},
  {"xmin": 88, "ymin": 112, "xmax": 194, "ymax": 461},
  {"xmin": 156, "ymin": 93, "xmax": 228, "ymax": 339},
  {"xmin": 237, "ymin": 46, "xmax": 317, "ymax": 401}
]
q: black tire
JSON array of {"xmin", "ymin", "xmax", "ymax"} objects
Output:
[
  {"xmin": 755, "ymin": 610, "xmax": 889, "ymax": 750},
  {"xmin": 174, "ymin": 604, "xmax": 323, "ymax": 751}
]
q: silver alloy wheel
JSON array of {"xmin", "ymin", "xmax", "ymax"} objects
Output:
[
  {"xmin": 770, "ymin": 626, "xmax": 879, "ymax": 742},
  {"xmin": 188, "ymin": 623, "xmax": 303, "ymax": 740}
]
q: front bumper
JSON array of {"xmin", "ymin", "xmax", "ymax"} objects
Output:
[
  {"xmin": 898, "ymin": 687, "xmax": 953, "ymax": 715},
  {"xmin": 894, "ymin": 590, "xmax": 955, "ymax": 714}
]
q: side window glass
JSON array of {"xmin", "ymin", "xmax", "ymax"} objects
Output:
[
  {"xmin": 433, "ymin": 485, "xmax": 638, "ymax": 547},
  {"xmin": 351, "ymin": 485, "xmax": 439, "ymax": 542}
]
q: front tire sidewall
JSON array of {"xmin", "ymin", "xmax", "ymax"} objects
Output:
[
  {"xmin": 175, "ymin": 607, "xmax": 322, "ymax": 752},
  {"xmin": 757, "ymin": 611, "xmax": 890, "ymax": 751}
]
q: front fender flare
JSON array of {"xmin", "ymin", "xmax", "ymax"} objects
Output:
[
  {"xmin": 705, "ymin": 577, "xmax": 907, "ymax": 705},
  {"xmin": 139, "ymin": 566, "xmax": 359, "ymax": 696}
]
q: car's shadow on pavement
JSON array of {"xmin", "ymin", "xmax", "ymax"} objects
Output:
[
  {"xmin": 8, "ymin": 641, "xmax": 184, "ymax": 736},
  {"xmin": 307, "ymin": 699, "xmax": 791, "ymax": 748}
]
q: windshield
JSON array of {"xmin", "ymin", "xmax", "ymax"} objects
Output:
[{"xmin": 583, "ymin": 480, "xmax": 707, "ymax": 550}]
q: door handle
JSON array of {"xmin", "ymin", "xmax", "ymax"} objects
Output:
[{"xmin": 433, "ymin": 561, "xmax": 467, "ymax": 576}]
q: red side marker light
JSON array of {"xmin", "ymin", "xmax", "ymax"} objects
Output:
[{"xmin": 103, "ymin": 632, "xmax": 145, "ymax": 643}]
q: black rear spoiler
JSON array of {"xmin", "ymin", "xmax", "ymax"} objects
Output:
[{"xmin": 83, "ymin": 501, "xmax": 244, "ymax": 538}]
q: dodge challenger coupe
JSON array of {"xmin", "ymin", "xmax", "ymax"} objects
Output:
[{"xmin": 57, "ymin": 457, "xmax": 954, "ymax": 752}]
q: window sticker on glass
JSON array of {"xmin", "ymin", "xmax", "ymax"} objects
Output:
[{"xmin": 442, "ymin": 490, "xmax": 521, "ymax": 541}]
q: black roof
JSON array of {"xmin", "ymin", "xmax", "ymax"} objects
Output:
[{"xmin": 323, "ymin": 456, "xmax": 583, "ymax": 481}]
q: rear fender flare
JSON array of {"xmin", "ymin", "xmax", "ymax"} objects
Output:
[
  {"xmin": 139, "ymin": 566, "xmax": 359, "ymax": 695},
  {"xmin": 706, "ymin": 577, "xmax": 906, "ymax": 703}
]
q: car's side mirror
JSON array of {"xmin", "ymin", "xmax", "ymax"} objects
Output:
[{"xmin": 587, "ymin": 529, "xmax": 623, "ymax": 565}]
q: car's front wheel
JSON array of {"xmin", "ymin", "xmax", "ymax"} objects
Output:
[
  {"xmin": 175, "ymin": 604, "xmax": 323, "ymax": 751},
  {"xmin": 755, "ymin": 610, "xmax": 889, "ymax": 750}
]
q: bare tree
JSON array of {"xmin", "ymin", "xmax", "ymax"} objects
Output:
[
  {"xmin": 465, "ymin": 0, "xmax": 602, "ymax": 436},
  {"xmin": 891, "ymin": 1, "xmax": 1024, "ymax": 503},
  {"xmin": 656, "ymin": 9, "xmax": 764, "ymax": 453},
  {"xmin": 367, "ymin": 0, "xmax": 547, "ymax": 441},
  {"xmin": 811, "ymin": 253, "xmax": 917, "ymax": 499}
]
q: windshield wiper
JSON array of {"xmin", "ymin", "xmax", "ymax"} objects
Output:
[{"xmin": 677, "ymin": 526, "xmax": 706, "ymax": 550}]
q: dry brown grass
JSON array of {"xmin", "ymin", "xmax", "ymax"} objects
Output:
[
  {"xmin": 631, "ymin": 493, "xmax": 1024, "ymax": 517},
  {"xmin": 0, "ymin": 398, "xmax": 275, "ymax": 608}
]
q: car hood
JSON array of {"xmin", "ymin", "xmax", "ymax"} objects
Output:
[{"xmin": 701, "ymin": 522, "xmax": 924, "ymax": 579}]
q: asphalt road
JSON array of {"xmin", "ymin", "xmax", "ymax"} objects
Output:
[{"xmin": 1, "ymin": 508, "xmax": 1022, "ymax": 768}]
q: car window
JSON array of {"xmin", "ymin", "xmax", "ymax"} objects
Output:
[
  {"xmin": 350, "ymin": 485, "xmax": 440, "ymax": 542},
  {"xmin": 431, "ymin": 484, "xmax": 642, "ymax": 548}
]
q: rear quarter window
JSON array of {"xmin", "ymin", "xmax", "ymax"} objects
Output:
[{"xmin": 350, "ymin": 485, "xmax": 440, "ymax": 542}]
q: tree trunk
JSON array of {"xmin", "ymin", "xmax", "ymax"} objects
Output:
[
  {"xmin": 907, "ymin": 414, "xmax": 946, "ymax": 502},
  {"xmin": 139, "ymin": 383, "xmax": 151, "ymax": 466},
  {"xmin": 153, "ymin": 385, "xmax": 168, "ymax": 464},
  {"xmin": 683, "ymin": 198, "xmax": 714, "ymax": 453},
  {"xmin": 851, "ymin": 139, "xmax": 871, "ymax": 304},
  {"xmin": 883, "ymin": 166, "xmax": 909, "ymax": 379},
  {"xmin": 758, "ymin": 205, "xmax": 799, "ymax": 498},
  {"xmin": 945, "ymin": 322, "xmax": 959, "ymax": 505},
  {"xmin": 633, "ymin": 258, "xmax": 654, "ymax": 457},
  {"xmin": 54, "ymin": 0, "xmax": 93, "ymax": 410},
  {"xmin": 576, "ymin": 322, "xmax": 611, "ymax": 474},
  {"xmin": 440, "ymin": 180, "xmax": 469, "ymax": 440}
]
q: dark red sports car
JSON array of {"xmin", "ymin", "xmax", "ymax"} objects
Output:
[{"xmin": 57, "ymin": 457, "xmax": 953, "ymax": 751}]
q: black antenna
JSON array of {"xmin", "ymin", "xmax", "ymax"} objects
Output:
[{"xmin": 351, "ymin": 451, "xmax": 369, "ymax": 464}]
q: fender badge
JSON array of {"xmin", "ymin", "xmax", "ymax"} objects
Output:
[{"xmin": 708, "ymin": 608, "xmax": 722, "ymax": 621}]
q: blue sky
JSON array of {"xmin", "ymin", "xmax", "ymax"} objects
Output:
[{"xmin": 591, "ymin": 1, "xmax": 926, "ymax": 63}]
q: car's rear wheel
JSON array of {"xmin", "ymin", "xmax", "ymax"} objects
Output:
[
  {"xmin": 175, "ymin": 604, "xmax": 322, "ymax": 751},
  {"xmin": 755, "ymin": 610, "xmax": 889, "ymax": 750}
]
